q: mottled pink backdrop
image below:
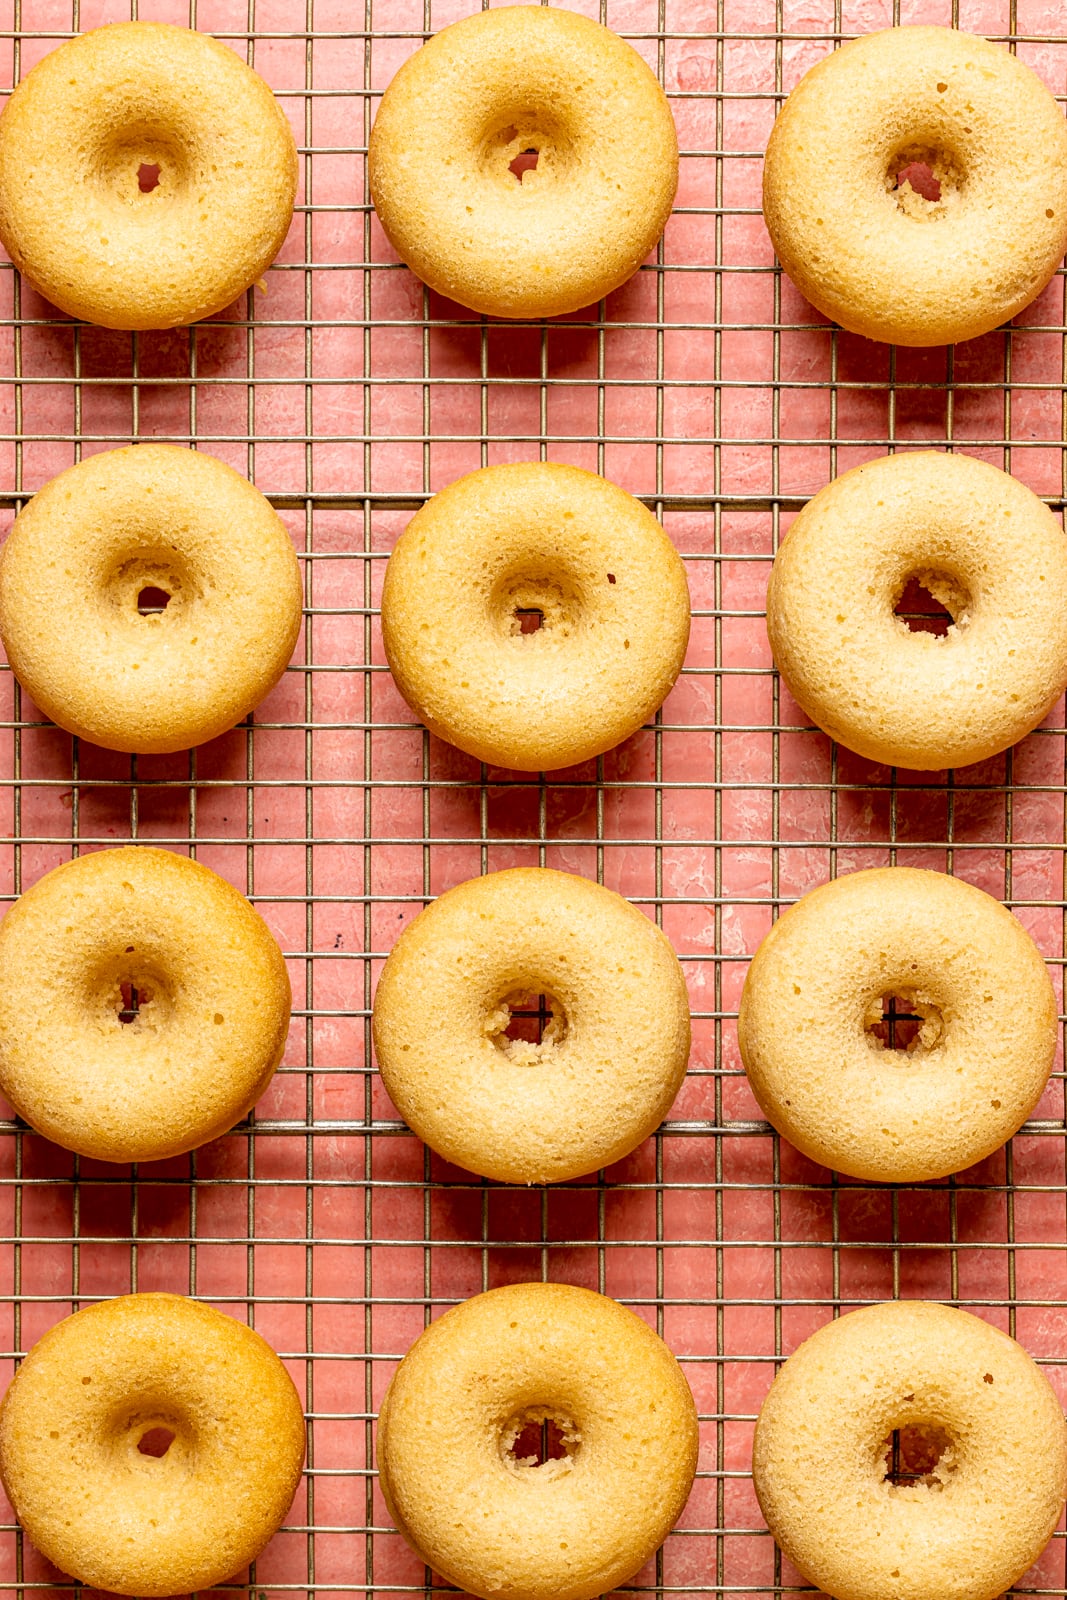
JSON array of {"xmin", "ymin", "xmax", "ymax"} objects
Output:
[{"xmin": 0, "ymin": 0, "xmax": 1063, "ymax": 1597}]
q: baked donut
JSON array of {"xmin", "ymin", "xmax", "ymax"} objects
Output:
[
  {"xmin": 377, "ymin": 1282, "xmax": 698, "ymax": 1600},
  {"xmin": 0, "ymin": 444, "xmax": 303, "ymax": 755},
  {"xmin": 0, "ymin": 1292, "xmax": 305, "ymax": 1596},
  {"xmin": 374, "ymin": 867, "xmax": 690, "ymax": 1184},
  {"xmin": 762, "ymin": 26, "xmax": 1067, "ymax": 347},
  {"xmin": 753, "ymin": 1300, "xmax": 1067, "ymax": 1600},
  {"xmin": 0, "ymin": 846, "xmax": 291, "ymax": 1163},
  {"xmin": 368, "ymin": 5, "xmax": 678, "ymax": 318},
  {"xmin": 766, "ymin": 452, "xmax": 1067, "ymax": 771},
  {"xmin": 737, "ymin": 867, "xmax": 1056, "ymax": 1183},
  {"xmin": 381, "ymin": 463, "xmax": 690, "ymax": 771},
  {"xmin": 0, "ymin": 21, "xmax": 297, "ymax": 330}
]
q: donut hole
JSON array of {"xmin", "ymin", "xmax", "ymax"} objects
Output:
[
  {"xmin": 137, "ymin": 586, "xmax": 171, "ymax": 615},
  {"xmin": 485, "ymin": 989, "xmax": 568, "ymax": 1063},
  {"xmin": 509, "ymin": 149, "xmax": 540, "ymax": 181},
  {"xmin": 118, "ymin": 1404, "xmax": 188, "ymax": 1466},
  {"xmin": 93, "ymin": 128, "xmax": 191, "ymax": 205},
  {"xmin": 92, "ymin": 956, "xmax": 174, "ymax": 1032},
  {"xmin": 136, "ymin": 1426, "xmax": 175, "ymax": 1457},
  {"xmin": 895, "ymin": 160, "xmax": 941, "ymax": 203},
  {"xmin": 491, "ymin": 570, "xmax": 581, "ymax": 639},
  {"xmin": 117, "ymin": 979, "xmax": 149, "ymax": 1025},
  {"xmin": 882, "ymin": 1423, "xmax": 957, "ymax": 1491},
  {"xmin": 892, "ymin": 568, "xmax": 971, "ymax": 637},
  {"xmin": 887, "ymin": 145, "xmax": 964, "ymax": 218},
  {"xmin": 483, "ymin": 117, "xmax": 564, "ymax": 188},
  {"xmin": 105, "ymin": 552, "xmax": 192, "ymax": 621},
  {"xmin": 501, "ymin": 1407, "xmax": 581, "ymax": 1479},
  {"xmin": 864, "ymin": 991, "xmax": 944, "ymax": 1054},
  {"xmin": 893, "ymin": 576, "xmax": 953, "ymax": 636}
]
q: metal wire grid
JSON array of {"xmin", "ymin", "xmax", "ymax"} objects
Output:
[{"xmin": 0, "ymin": 0, "xmax": 1063, "ymax": 1597}]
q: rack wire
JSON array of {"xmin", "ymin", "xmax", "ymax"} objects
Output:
[{"xmin": 0, "ymin": 0, "xmax": 1066, "ymax": 1595}]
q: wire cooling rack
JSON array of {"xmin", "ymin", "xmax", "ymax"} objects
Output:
[{"xmin": 0, "ymin": 0, "xmax": 1066, "ymax": 1597}]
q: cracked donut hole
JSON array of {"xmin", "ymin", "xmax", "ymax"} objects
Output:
[
  {"xmin": 501, "ymin": 1408, "xmax": 580, "ymax": 1477},
  {"xmin": 865, "ymin": 992, "xmax": 944, "ymax": 1054},
  {"xmin": 137, "ymin": 163, "xmax": 161, "ymax": 193},
  {"xmin": 514, "ymin": 607, "xmax": 543, "ymax": 634},
  {"xmin": 883, "ymin": 1423, "xmax": 956, "ymax": 1490},
  {"xmin": 485, "ymin": 989, "xmax": 568, "ymax": 1063},
  {"xmin": 509, "ymin": 148, "xmax": 540, "ymax": 180},
  {"xmin": 137, "ymin": 586, "xmax": 171, "ymax": 615},
  {"xmin": 136, "ymin": 1426, "xmax": 175, "ymax": 1457},
  {"xmin": 893, "ymin": 569, "xmax": 970, "ymax": 636}
]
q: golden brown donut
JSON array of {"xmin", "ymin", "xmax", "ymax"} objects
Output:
[
  {"xmin": 368, "ymin": 5, "xmax": 678, "ymax": 318},
  {"xmin": 766, "ymin": 452, "xmax": 1067, "ymax": 771},
  {"xmin": 377, "ymin": 1282, "xmax": 698, "ymax": 1600},
  {"xmin": 381, "ymin": 462, "xmax": 691, "ymax": 772},
  {"xmin": 0, "ymin": 1293, "xmax": 306, "ymax": 1596},
  {"xmin": 373, "ymin": 867, "xmax": 691, "ymax": 1184},
  {"xmin": 0, "ymin": 846, "xmax": 292, "ymax": 1162},
  {"xmin": 763, "ymin": 27, "xmax": 1067, "ymax": 346},
  {"xmin": 0, "ymin": 444, "xmax": 303, "ymax": 755},
  {"xmin": 753, "ymin": 1301, "xmax": 1067, "ymax": 1600},
  {"xmin": 737, "ymin": 867, "xmax": 1056, "ymax": 1182},
  {"xmin": 0, "ymin": 22, "xmax": 297, "ymax": 330}
]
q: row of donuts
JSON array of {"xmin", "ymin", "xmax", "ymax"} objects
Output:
[
  {"xmin": 4, "ymin": 441, "xmax": 1066, "ymax": 780},
  {"xmin": 0, "ymin": 1275, "xmax": 1065, "ymax": 1600},
  {"xmin": 3, "ymin": 1266, "xmax": 1066, "ymax": 1599},
  {"xmin": 0, "ymin": 844, "xmax": 1054, "ymax": 1191},
  {"xmin": 0, "ymin": 8, "xmax": 676, "ymax": 332},
  {"xmin": 0, "ymin": 13, "xmax": 1065, "ymax": 354}
]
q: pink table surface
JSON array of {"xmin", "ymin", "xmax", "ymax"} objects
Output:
[{"xmin": 0, "ymin": 0, "xmax": 1064, "ymax": 1597}]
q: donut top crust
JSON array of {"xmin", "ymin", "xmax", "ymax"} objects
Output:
[
  {"xmin": 381, "ymin": 461, "xmax": 691, "ymax": 771},
  {"xmin": 766, "ymin": 451, "xmax": 1067, "ymax": 771},
  {"xmin": 762, "ymin": 26, "xmax": 1067, "ymax": 346},
  {"xmin": 0, "ymin": 443, "xmax": 303, "ymax": 754},
  {"xmin": 373, "ymin": 867, "xmax": 691, "ymax": 1183},
  {"xmin": 753, "ymin": 1300, "xmax": 1067, "ymax": 1600},
  {"xmin": 368, "ymin": 5, "xmax": 678, "ymax": 318},
  {"xmin": 737, "ymin": 866, "xmax": 1057, "ymax": 1182},
  {"xmin": 0, "ymin": 1293, "xmax": 306, "ymax": 1596},
  {"xmin": 0, "ymin": 22, "xmax": 298, "ymax": 329},
  {"xmin": 0, "ymin": 846, "xmax": 292, "ymax": 1162},
  {"xmin": 377, "ymin": 1282, "xmax": 699, "ymax": 1600}
]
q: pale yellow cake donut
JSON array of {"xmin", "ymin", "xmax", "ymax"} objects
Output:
[
  {"xmin": 0, "ymin": 1293, "xmax": 306, "ymax": 1596},
  {"xmin": 368, "ymin": 5, "xmax": 678, "ymax": 318},
  {"xmin": 753, "ymin": 1301, "xmax": 1067, "ymax": 1600},
  {"xmin": 0, "ymin": 22, "xmax": 297, "ymax": 330},
  {"xmin": 763, "ymin": 26, "xmax": 1067, "ymax": 346},
  {"xmin": 0, "ymin": 846, "xmax": 292, "ymax": 1162},
  {"xmin": 737, "ymin": 867, "xmax": 1056, "ymax": 1182},
  {"xmin": 0, "ymin": 444, "xmax": 303, "ymax": 755},
  {"xmin": 766, "ymin": 452, "xmax": 1067, "ymax": 771},
  {"xmin": 374, "ymin": 868, "xmax": 690, "ymax": 1184},
  {"xmin": 381, "ymin": 463, "xmax": 690, "ymax": 771},
  {"xmin": 377, "ymin": 1282, "xmax": 698, "ymax": 1600}
]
